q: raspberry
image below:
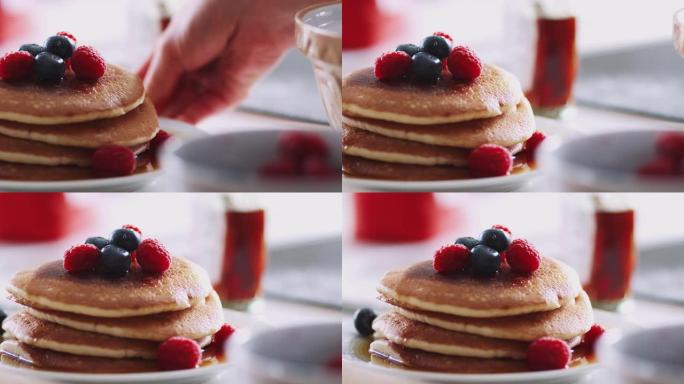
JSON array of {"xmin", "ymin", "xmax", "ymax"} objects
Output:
[
  {"xmin": 122, "ymin": 224, "xmax": 142, "ymax": 236},
  {"xmin": 63, "ymin": 244, "xmax": 100, "ymax": 273},
  {"xmin": 157, "ymin": 337, "xmax": 201, "ymax": 370},
  {"xmin": 447, "ymin": 46, "xmax": 482, "ymax": 82},
  {"xmin": 0, "ymin": 51, "xmax": 34, "ymax": 81},
  {"xmin": 209, "ymin": 324, "xmax": 235, "ymax": 351},
  {"xmin": 91, "ymin": 145, "xmax": 136, "ymax": 177},
  {"xmin": 279, "ymin": 132, "xmax": 328, "ymax": 160},
  {"xmin": 527, "ymin": 337, "xmax": 571, "ymax": 370},
  {"xmin": 259, "ymin": 158, "xmax": 298, "ymax": 176},
  {"xmin": 524, "ymin": 131, "xmax": 546, "ymax": 162},
  {"xmin": 468, "ymin": 144, "xmax": 513, "ymax": 177},
  {"xmin": 637, "ymin": 157, "xmax": 678, "ymax": 177},
  {"xmin": 433, "ymin": 244, "xmax": 469, "ymax": 273},
  {"xmin": 302, "ymin": 156, "xmax": 335, "ymax": 177},
  {"xmin": 506, "ymin": 239, "xmax": 541, "ymax": 274},
  {"xmin": 56, "ymin": 31, "xmax": 77, "ymax": 44},
  {"xmin": 433, "ymin": 31, "xmax": 453, "ymax": 43},
  {"xmin": 491, "ymin": 224, "xmax": 511, "ymax": 236},
  {"xmin": 136, "ymin": 238, "xmax": 171, "ymax": 273},
  {"xmin": 149, "ymin": 129, "xmax": 172, "ymax": 160},
  {"xmin": 655, "ymin": 132, "xmax": 684, "ymax": 159},
  {"xmin": 374, "ymin": 51, "xmax": 411, "ymax": 80},
  {"xmin": 581, "ymin": 324, "xmax": 605, "ymax": 353},
  {"xmin": 71, "ymin": 45, "xmax": 106, "ymax": 81}
]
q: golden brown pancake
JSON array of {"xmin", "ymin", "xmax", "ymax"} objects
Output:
[
  {"xmin": 0, "ymin": 98, "xmax": 159, "ymax": 148},
  {"xmin": 19, "ymin": 291, "xmax": 224, "ymax": 341},
  {"xmin": 0, "ymin": 65, "xmax": 145, "ymax": 125},
  {"xmin": 342, "ymin": 64, "xmax": 523, "ymax": 125},
  {"xmin": 343, "ymin": 125, "xmax": 523, "ymax": 167},
  {"xmin": 0, "ymin": 154, "xmax": 154, "ymax": 181},
  {"xmin": 8, "ymin": 257, "xmax": 212, "ymax": 317},
  {"xmin": 377, "ymin": 258, "xmax": 581, "ymax": 317},
  {"xmin": 343, "ymin": 98, "xmax": 535, "ymax": 148},
  {"xmin": 382, "ymin": 291, "xmax": 594, "ymax": 341}
]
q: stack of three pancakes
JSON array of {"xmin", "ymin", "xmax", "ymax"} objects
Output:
[
  {"xmin": 371, "ymin": 257, "xmax": 594, "ymax": 373},
  {"xmin": 1, "ymin": 257, "xmax": 224, "ymax": 373},
  {"xmin": 342, "ymin": 64, "xmax": 536, "ymax": 180},
  {"xmin": 0, "ymin": 65, "xmax": 159, "ymax": 181}
]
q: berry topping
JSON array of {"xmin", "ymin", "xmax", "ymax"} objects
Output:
[
  {"xmin": 34, "ymin": 52, "xmax": 65, "ymax": 82},
  {"xmin": 454, "ymin": 236, "xmax": 480, "ymax": 250},
  {"xmin": 491, "ymin": 224, "xmax": 512, "ymax": 236},
  {"xmin": 421, "ymin": 35, "xmax": 452, "ymax": 59},
  {"xmin": 396, "ymin": 43, "xmax": 422, "ymax": 57},
  {"xmin": 18, "ymin": 44, "xmax": 45, "ymax": 57},
  {"xmin": 71, "ymin": 45, "xmax": 106, "ymax": 81},
  {"xmin": 468, "ymin": 144, "xmax": 513, "ymax": 178},
  {"xmin": 637, "ymin": 157, "xmax": 679, "ymax": 176},
  {"xmin": 374, "ymin": 51, "xmax": 412, "ymax": 81},
  {"xmin": 433, "ymin": 244, "xmax": 470, "ymax": 273},
  {"xmin": 469, "ymin": 244, "xmax": 500, "ymax": 277},
  {"xmin": 150, "ymin": 129, "xmax": 172, "ymax": 156},
  {"xmin": 581, "ymin": 324, "xmax": 605, "ymax": 353},
  {"xmin": 506, "ymin": 239, "xmax": 541, "ymax": 274},
  {"xmin": 210, "ymin": 323, "xmax": 236, "ymax": 351},
  {"xmin": 45, "ymin": 35, "xmax": 75, "ymax": 60},
  {"xmin": 411, "ymin": 51, "xmax": 442, "ymax": 83},
  {"xmin": 447, "ymin": 46, "xmax": 482, "ymax": 82},
  {"xmin": 0, "ymin": 51, "xmax": 34, "ymax": 81},
  {"xmin": 527, "ymin": 337, "xmax": 571, "ymax": 370},
  {"xmin": 63, "ymin": 244, "xmax": 100, "ymax": 273},
  {"xmin": 99, "ymin": 245, "xmax": 131, "ymax": 277},
  {"xmin": 655, "ymin": 132, "xmax": 684, "ymax": 159},
  {"xmin": 279, "ymin": 131, "xmax": 329, "ymax": 160},
  {"xmin": 480, "ymin": 228, "xmax": 511, "ymax": 253},
  {"xmin": 353, "ymin": 308, "xmax": 377, "ymax": 337},
  {"xmin": 433, "ymin": 31, "xmax": 454, "ymax": 43},
  {"xmin": 524, "ymin": 131, "xmax": 546, "ymax": 162},
  {"xmin": 122, "ymin": 224, "xmax": 142, "ymax": 236},
  {"xmin": 136, "ymin": 238, "xmax": 171, "ymax": 274},
  {"xmin": 91, "ymin": 145, "xmax": 136, "ymax": 177},
  {"xmin": 302, "ymin": 156, "xmax": 335, "ymax": 176},
  {"xmin": 85, "ymin": 236, "xmax": 110, "ymax": 250},
  {"xmin": 259, "ymin": 158, "xmax": 298, "ymax": 176},
  {"xmin": 158, "ymin": 337, "xmax": 201, "ymax": 370},
  {"xmin": 56, "ymin": 31, "xmax": 77, "ymax": 44},
  {"xmin": 111, "ymin": 228, "xmax": 141, "ymax": 252}
]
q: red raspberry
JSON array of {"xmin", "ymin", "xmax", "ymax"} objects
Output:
[
  {"xmin": 259, "ymin": 158, "xmax": 298, "ymax": 177},
  {"xmin": 433, "ymin": 244, "xmax": 469, "ymax": 273},
  {"xmin": 447, "ymin": 46, "xmax": 482, "ymax": 82},
  {"xmin": 302, "ymin": 156, "xmax": 336, "ymax": 177},
  {"xmin": 63, "ymin": 244, "xmax": 100, "ymax": 273},
  {"xmin": 506, "ymin": 239, "xmax": 541, "ymax": 274},
  {"xmin": 279, "ymin": 132, "xmax": 328, "ymax": 160},
  {"xmin": 433, "ymin": 31, "xmax": 453, "ymax": 43},
  {"xmin": 468, "ymin": 144, "xmax": 512, "ymax": 177},
  {"xmin": 56, "ymin": 31, "xmax": 77, "ymax": 43},
  {"xmin": 0, "ymin": 51, "xmax": 34, "ymax": 81},
  {"xmin": 637, "ymin": 157, "xmax": 679, "ymax": 177},
  {"xmin": 527, "ymin": 337, "xmax": 571, "ymax": 370},
  {"xmin": 136, "ymin": 238, "xmax": 171, "ymax": 273},
  {"xmin": 157, "ymin": 337, "xmax": 201, "ymax": 370},
  {"xmin": 491, "ymin": 224, "xmax": 511, "ymax": 236},
  {"xmin": 655, "ymin": 132, "xmax": 684, "ymax": 159},
  {"xmin": 91, "ymin": 145, "xmax": 136, "ymax": 177},
  {"xmin": 71, "ymin": 45, "xmax": 106, "ymax": 81},
  {"xmin": 374, "ymin": 51, "xmax": 411, "ymax": 80},
  {"xmin": 122, "ymin": 224, "xmax": 142, "ymax": 236},
  {"xmin": 210, "ymin": 324, "xmax": 235, "ymax": 351},
  {"xmin": 524, "ymin": 131, "xmax": 547, "ymax": 162},
  {"xmin": 150, "ymin": 130, "xmax": 172, "ymax": 156},
  {"xmin": 581, "ymin": 324, "xmax": 605, "ymax": 353}
]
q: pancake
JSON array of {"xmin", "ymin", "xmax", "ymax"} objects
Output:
[
  {"xmin": 382, "ymin": 291, "xmax": 594, "ymax": 341},
  {"xmin": 342, "ymin": 98, "xmax": 535, "ymax": 148},
  {"xmin": 0, "ymin": 154, "xmax": 154, "ymax": 181},
  {"xmin": 343, "ymin": 125, "xmax": 523, "ymax": 166},
  {"xmin": 20, "ymin": 291, "xmax": 224, "ymax": 341},
  {"xmin": 0, "ymin": 134, "xmax": 147, "ymax": 166},
  {"xmin": 8, "ymin": 257, "xmax": 212, "ymax": 317},
  {"xmin": 377, "ymin": 258, "xmax": 581, "ymax": 317},
  {"xmin": 342, "ymin": 64, "xmax": 523, "ymax": 125},
  {"xmin": 0, "ymin": 65, "xmax": 145, "ymax": 125},
  {"xmin": 0, "ymin": 98, "xmax": 159, "ymax": 148}
]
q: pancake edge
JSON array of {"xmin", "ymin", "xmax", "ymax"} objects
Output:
[
  {"xmin": 0, "ymin": 142, "xmax": 148, "ymax": 167},
  {"xmin": 342, "ymin": 101, "xmax": 514, "ymax": 125}
]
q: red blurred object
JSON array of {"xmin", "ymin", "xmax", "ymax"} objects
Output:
[
  {"xmin": 342, "ymin": 0, "xmax": 383, "ymax": 49},
  {"xmin": 0, "ymin": 193, "xmax": 70, "ymax": 242},
  {"xmin": 354, "ymin": 193, "xmax": 439, "ymax": 242}
]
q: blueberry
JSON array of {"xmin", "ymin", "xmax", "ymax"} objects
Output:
[
  {"xmin": 480, "ymin": 229, "xmax": 511, "ymax": 253},
  {"xmin": 100, "ymin": 245, "xmax": 131, "ymax": 277},
  {"xmin": 396, "ymin": 43, "xmax": 421, "ymax": 57},
  {"xmin": 455, "ymin": 236, "xmax": 480, "ymax": 250},
  {"xmin": 34, "ymin": 52, "xmax": 65, "ymax": 82},
  {"xmin": 421, "ymin": 35, "xmax": 452, "ymax": 59},
  {"xmin": 45, "ymin": 35, "xmax": 75, "ymax": 59},
  {"xmin": 353, "ymin": 308, "xmax": 377, "ymax": 337},
  {"xmin": 19, "ymin": 43, "xmax": 45, "ymax": 57},
  {"xmin": 85, "ymin": 236, "xmax": 110, "ymax": 250},
  {"xmin": 111, "ymin": 228, "xmax": 141, "ymax": 252},
  {"xmin": 469, "ymin": 244, "xmax": 500, "ymax": 277},
  {"xmin": 411, "ymin": 52, "xmax": 442, "ymax": 83}
]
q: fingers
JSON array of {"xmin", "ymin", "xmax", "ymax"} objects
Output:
[
  {"xmin": 174, "ymin": 93, "xmax": 229, "ymax": 124},
  {"xmin": 137, "ymin": 54, "xmax": 151, "ymax": 79},
  {"xmin": 143, "ymin": 40, "xmax": 184, "ymax": 113}
]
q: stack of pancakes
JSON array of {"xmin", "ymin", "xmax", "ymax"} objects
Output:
[
  {"xmin": 342, "ymin": 64, "xmax": 536, "ymax": 180},
  {"xmin": 371, "ymin": 257, "xmax": 594, "ymax": 373},
  {"xmin": 0, "ymin": 65, "xmax": 159, "ymax": 181},
  {"xmin": 1, "ymin": 257, "xmax": 224, "ymax": 373}
]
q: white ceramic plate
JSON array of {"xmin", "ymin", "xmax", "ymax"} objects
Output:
[
  {"xmin": 0, "ymin": 308, "xmax": 269, "ymax": 384},
  {"xmin": 0, "ymin": 118, "xmax": 204, "ymax": 192},
  {"xmin": 343, "ymin": 116, "xmax": 579, "ymax": 192},
  {"xmin": 343, "ymin": 309, "xmax": 638, "ymax": 384}
]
